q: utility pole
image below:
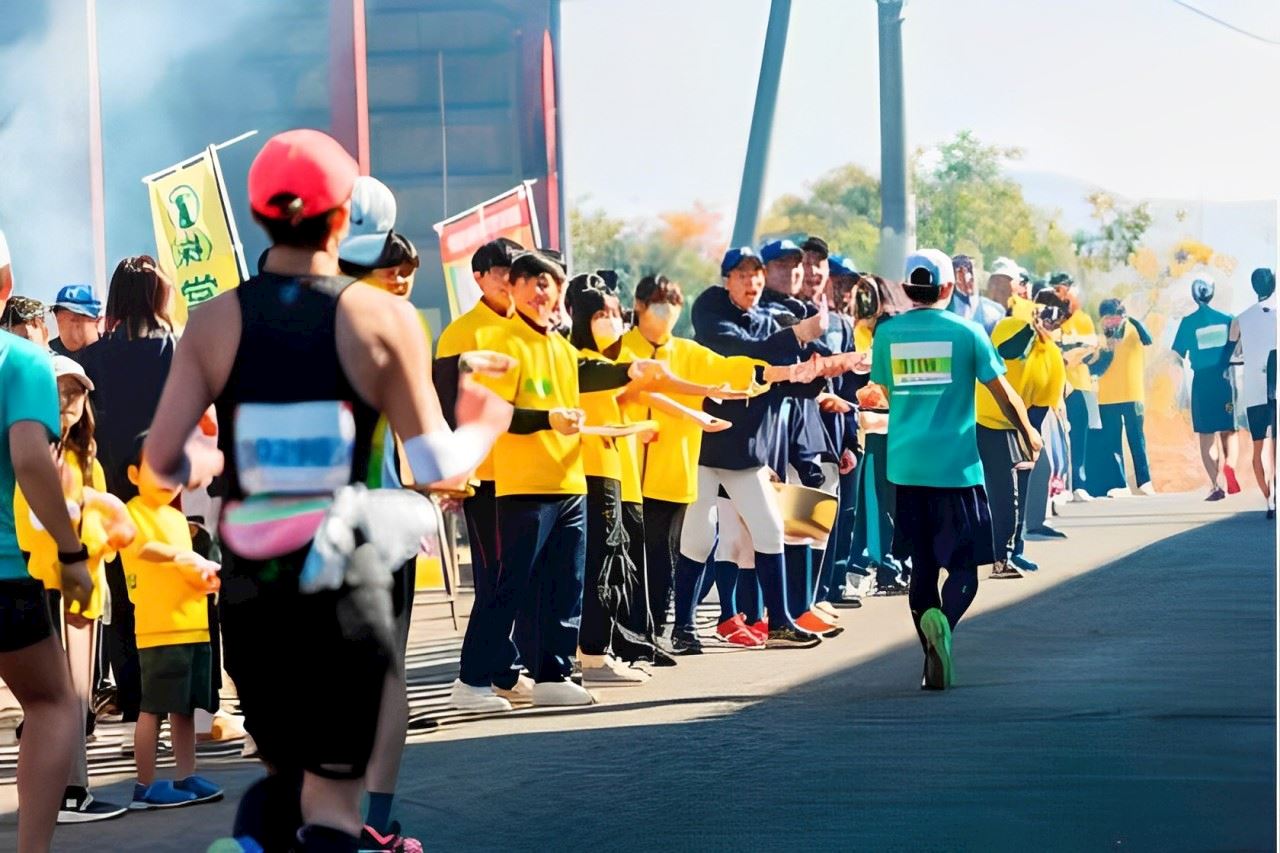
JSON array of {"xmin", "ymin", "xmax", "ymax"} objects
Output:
[
  {"xmin": 876, "ymin": 0, "xmax": 912, "ymax": 277},
  {"xmin": 730, "ymin": 0, "xmax": 792, "ymax": 248}
]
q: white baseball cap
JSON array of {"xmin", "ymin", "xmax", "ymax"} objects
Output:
[
  {"xmin": 989, "ymin": 256, "xmax": 1024, "ymax": 280},
  {"xmin": 52, "ymin": 355, "xmax": 94, "ymax": 392},
  {"xmin": 338, "ymin": 176, "xmax": 397, "ymax": 267},
  {"xmin": 904, "ymin": 249, "xmax": 955, "ymax": 288}
]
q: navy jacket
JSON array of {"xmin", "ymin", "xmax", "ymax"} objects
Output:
[{"xmin": 691, "ymin": 286, "xmax": 824, "ymax": 471}]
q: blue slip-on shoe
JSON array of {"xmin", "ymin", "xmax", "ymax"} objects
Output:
[
  {"xmin": 131, "ymin": 780, "xmax": 198, "ymax": 810},
  {"xmin": 176, "ymin": 774, "xmax": 224, "ymax": 804},
  {"xmin": 1010, "ymin": 553, "xmax": 1040, "ymax": 573}
]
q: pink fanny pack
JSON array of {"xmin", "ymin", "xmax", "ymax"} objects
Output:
[{"xmin": 219, "ymin": 496, "xmax": 333, "ymax": 561}]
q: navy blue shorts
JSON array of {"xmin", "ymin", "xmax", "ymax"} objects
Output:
[
  {"xmin": 892, "ymin": 484, "xmax": 996, "ymax": 570},
  {"xmin": 0, "ymin": 578, "xmax": 54, "ymax": 653}
]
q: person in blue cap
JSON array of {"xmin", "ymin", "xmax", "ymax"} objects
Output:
[
  {"xmin": 1171, "ymin": 276, "xmax": 1240, "ymax": 500},
  {"xmin": 49, "ymin": 284, "xmax": 102, "ymax": 359},
  {"xmin": 675, "ymin": 246, "xmax": 830, "ymax": 649},
  {"xmin": 868, "ymin": 248, "xmax": 1040, "ymax": 689},
  {"xmin": 758, "ymin": 238, "xmax": 808, "ymax": 323}
]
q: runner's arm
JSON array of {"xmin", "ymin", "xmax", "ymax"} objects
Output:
[{"xmin": 982, "ymin": 375, "xmax": 1042, "ymax": 461}]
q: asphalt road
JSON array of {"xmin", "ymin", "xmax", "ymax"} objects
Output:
[{"xmin": 4, "ymin": 493, "xmax": 1275, "ymax": 851}]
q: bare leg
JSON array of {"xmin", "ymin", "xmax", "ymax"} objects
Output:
[
  {"xmin": 301, "ymin": 773, "xmax": 365, "ymax": 838},
  {"xmin": 1253, "ymin": 439, "xmax": 1272, "ymax": 501},
  {"xmin": 134, "ymin": 712, "xmax": 160, "ymax": 786},
  {"xmin": 0, "ymin": 636, "xmax": 79, "ymax": 853},
  {"xmin": 1198, "ymin": 433, "xmax": 1220, "ymax": 489},
  {"xmin": 169, "ymin": 713, "xmax": 196, "ymax": 779},
  {"xmin": 364, "ymin": 670, "xmax": 407, "ymax": 799}
]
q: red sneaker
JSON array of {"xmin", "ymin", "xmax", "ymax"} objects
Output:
[
  {"xmin": 716, "ymin": 615, "xmax": 764, "ymax": 648},
  {"xmin": 1224, "ymin": 464, "xmax": 1241, "ymax": 495},
  {"xmin": 747, "ymin": 618, "xmax": 769, "ymax": 641}
]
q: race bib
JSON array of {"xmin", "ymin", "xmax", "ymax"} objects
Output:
[
  {"xmin": 890, "ymin": 341, "xmax": 953, "ymax": 386},
  {"xmin": 235, "ymin": 401, "xmax": 356, "ymax": 496},
  {"xmin": 1195, "ymin": 324, "xmax": 1228, "ymax": 350}
]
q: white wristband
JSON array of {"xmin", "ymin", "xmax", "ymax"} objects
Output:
[{"xmin": 402, "ymin": 425, "xmax": 492, "ymax": 486}]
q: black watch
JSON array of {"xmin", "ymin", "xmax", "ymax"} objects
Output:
[{"xmin": 58, "ymin": 545, "xmax": 90, "ymax": 565}]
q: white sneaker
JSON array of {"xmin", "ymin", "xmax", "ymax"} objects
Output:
[
  {"xmin": 1107, "ymin": 487, "xmax": 1132, "ymax": 498},
  {"xmin": 241, "ymin": 732, "xmax": 259, "ymax": 759},
  {"xmin": 1072, "ymin": 489, "xmax": 1094, "ymax": 502},
  {"xmin": 532, "ymin": 680, "xmax": 595, "ymax": 706},
  {"xmin": 494, "ymin": 675, "xmax": 535, "ymax": 704},
  {"xmin": 581, "ymin": 654, "xmax": 649, "ymax": 684},
  {"xmin": 1138, "ymin": 481, "xmax": 1156, "ymax": 496},
  {"xmin": 813, "ymin": 601, "xmax": 840, "ymax": 621},
  {"xmin": 450, "ymin": 679, "xmax": 513, "ymax": 713}
]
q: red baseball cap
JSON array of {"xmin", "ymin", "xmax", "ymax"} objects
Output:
[{"xmin": 248, "ymin": 129, "xmax": 359, "ymax": 220}]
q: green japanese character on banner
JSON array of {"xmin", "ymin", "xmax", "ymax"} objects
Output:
[
  {"xmin": 181, "ymin": 274, "xmax": 219, "ymax": 306},
  {"xmin": 172, "ymin": 229, "xmax": 212, "ymax": 268}
]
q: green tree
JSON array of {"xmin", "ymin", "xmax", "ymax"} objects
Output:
[
  {"xmin": 759, "ymin": 164, "xmax": 881, "ymax": 267},
  {"xmin": 1071, "ymin": 192, "xmax": 1153, "ymax": 272}
]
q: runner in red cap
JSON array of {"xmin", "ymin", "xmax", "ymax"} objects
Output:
[{"xmin": 144, "ymin": 129, "xmax": 512, "ymax": 853}]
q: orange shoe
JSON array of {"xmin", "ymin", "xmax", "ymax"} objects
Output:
[{"xmin": 796, "ymin": 610, "xmax": 844, "ymax": 638}]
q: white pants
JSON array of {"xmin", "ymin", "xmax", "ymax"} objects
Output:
[
  {"xmin": 715, "ymin": 497, "xmax": 755, "ymax": 568},
  {"xmin": 680, "ymin": 466, "xmax": 785, "ymax": 562}
]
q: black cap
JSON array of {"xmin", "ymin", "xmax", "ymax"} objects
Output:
[
  {"xmin": 510, "ymin": 250, "xmax": 566, "ymax": 282},
  {"xmin": 800, "ymin": 236, "xmax": 829, "ymax": 259},
  {"xmin": 470, "ymin": 237, "xmax": 524, "ymax": 274},
  {"xmin": 595, "ymin": 269, "xmax": 620, "ymax": 292},
  {"xmin": 565, "ymin": 273, "xmax": 607, "ymax": 316},
  {"xmin": 1098, "ymin": 298, "xmax": 1124, "ymax": 317},
  {"xmin": 1048, "ymin": 271, "xmax": 1074, "ymax": 287}
]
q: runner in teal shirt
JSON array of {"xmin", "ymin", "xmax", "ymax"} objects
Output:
[
  {"xmin": 1171, "ymin": 276, "xmax": 1238, "ymax": 498},
  {"xmin": 0, "ymin": 333, "xmax": 61, "ymax": 580}
]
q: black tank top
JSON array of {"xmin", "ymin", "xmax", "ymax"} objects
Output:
[{"xmin": 214, "ymin": 272, "xmax": 379, "ymax": 505}]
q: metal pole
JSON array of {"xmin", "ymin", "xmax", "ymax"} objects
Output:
[
  {"xmin": 876, "ymin": 0, "xmax": 911, "ymax": 277},
  {"xmin": 85, "ymin": 0, "xmax": 107, "ymax": 294},
  {"xmin": 730, "ymin": 0, "xmax": 792, "ymax": 248},
  {"xmin": 330, "ymin": 0, "xmax": 370, "ymax": 173}
]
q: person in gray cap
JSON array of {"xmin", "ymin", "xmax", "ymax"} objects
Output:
[{"xmin": 947, "ymin": 254, "xmax": 1003, "ymax": 334}]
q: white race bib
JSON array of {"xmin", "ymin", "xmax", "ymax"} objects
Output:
[
  {"xmin": 235, "ymin": 401, "xmax": 356, "ymax": 496},
  {"xmin": 890, "ymin": 341, "xmax": 954, "ymax": 386},
  {"xmin": 1195, "ymin": 324, "xmax": 1228, "ymax": 350}
]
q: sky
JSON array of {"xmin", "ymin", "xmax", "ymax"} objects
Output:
[{"xmin": 559, "ymin": 0, "xmax": 1280, "ymax": 223}]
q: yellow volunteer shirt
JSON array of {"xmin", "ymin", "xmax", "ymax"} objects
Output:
[
  {"xmin": 14, "ymin": 451, "xmax": 111, "ymax": 619},
  {"xmin": 434, "ymin": 298, "xmax": 511, "ymax": 482},
  {"xmin": 854, "ymin": 323, "xmax": 874, "ymax": 354},
  {"xmin": 474, "ymin": 315, "xmax": 587, "ymax": 498},
  {"xmin": 121, "ymin": 498, "xmax": 210, "ymax": 649},
  {"xmin": 1058, "ymin": 312, "xmax": 1098, "ymax": 394},
  {"xmin": 977, "ymin": 318, "xmax": 1067, "ymax": 429},
  {"xmin": 1096, "ymin": 322, "xmax": 1146, "ymax": 405},
  {"xmin": 617, "ymin": 327, "xmax": 761, "ymax": 505},
  {"xmin": 578, "ymin": 349, "xmax": 626, "ymax": 487}
]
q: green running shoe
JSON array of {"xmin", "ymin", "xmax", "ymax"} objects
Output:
[{"xmin": 918, "ymin": 608, "xmax": 954, "ymax": 689}]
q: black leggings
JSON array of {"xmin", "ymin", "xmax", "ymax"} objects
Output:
[{"xmin": 640, "ymin": 498, "xmax": 686, "ymax": 634}]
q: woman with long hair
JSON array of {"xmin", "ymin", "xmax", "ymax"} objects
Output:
[
  {"xmin": 12, "ymin": 355, "xmax": 128, "ymax": 827},
  {"xmin": 77, "ymin": 256, "xmax": 177, "ymax": 733}
]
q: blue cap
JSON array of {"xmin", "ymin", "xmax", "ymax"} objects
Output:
[
  {"xmin": 829, "ymin": 253, "xmax": 859, "ymax": 279},
  {"xmin": 53, "ymin": 284, "xmax": 102, "ymax": 318},
  {"xmin": 721, "ymin": 246, "xmax": 764, "ymax": 277},
  {"xmin": 758, "ymin": 239, "xmax": 802, "ymax": 264}
]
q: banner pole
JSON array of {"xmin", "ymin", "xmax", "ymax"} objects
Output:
[{"xmin": 207, "ymin": 145, "xmax": 249, "ymax": 281}]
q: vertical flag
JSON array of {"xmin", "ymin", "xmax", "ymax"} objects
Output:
[{"xmin": 433, "ymin": 181, "xmax": 541, "ymax": 320}]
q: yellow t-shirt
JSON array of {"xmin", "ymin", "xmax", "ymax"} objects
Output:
[
  {"xmin": 1058, "ymin": 312, "xmax": 1098, "ymax": 394},
  {"xmin": 854, "ymin": 323, "xmax": 874, "ymax": 354},
  {"xmin": 617, "ymin": 328, "xmax": 761, "ymax": 505},
  {"xmin": 578, "ymin": 349, "xmax": 626, "ymax": 487},
  {"xmin": 121, "ymin": 498, "xmax": 210, "ymax": 649},
  {"xmin": 14, "ymin": 451, "xmax": 110, "ymax": 620},
  {"xmin": 977, "ymin": 318, "xmax": 1067, "ymax": 429},
  {"xmin": 1096, "ymin": 321, "xmax": 1146, "ymax": 405},
  {"xmin": 474, "ymin": 315, "xmax": 587, "ymax": 498},
  {"xmin": 434, "ymin": 298, "xmax": 510, "ymax": 482}
]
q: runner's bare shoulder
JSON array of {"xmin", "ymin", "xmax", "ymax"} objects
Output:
[{"xmin": 175, "ymin": 288, "xmax": 242, "ymax": 395}]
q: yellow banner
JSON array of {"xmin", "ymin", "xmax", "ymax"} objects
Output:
[{"xmin": 146, "ymin": 147, "xmax": 244, "ymax": 325}]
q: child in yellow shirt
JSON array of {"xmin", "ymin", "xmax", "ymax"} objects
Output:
[{"xmin": 121, "ymin": 432, "xmax": 223, "ymax": 810}]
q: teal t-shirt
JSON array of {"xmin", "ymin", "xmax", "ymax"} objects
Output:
[
  {"xmin": 871, "ymin": 308, "xmax": 1004, "ymax": 488},
  {"xmin": 1172, "ymin": 304, "xmax": 1233, "ymax": 373},
  {"xmin": 0, "ymin": 334, "xmax": 60, "ymax": 580}
]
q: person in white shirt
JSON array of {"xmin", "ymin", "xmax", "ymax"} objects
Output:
[{"xmin": 1229, "ymin": 268, "xmax": 1276, "ymax": 518}]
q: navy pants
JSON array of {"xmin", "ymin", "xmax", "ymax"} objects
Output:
[
  {"xmin": 1065, "ymin": 390, "xmax": 1091, "ymax": 492},
  {"xmin": 815, "ymin": 466, "xmax": 858, "ymax": 603},
  {"xmin": 458, "ymin": 494, "xmax": 586, "ymax": 686},
  {"xmin": 463, "ymin": 480, "xmax": 534, "ymax": 678},
  {"xmin": 1090, "ymin": 401, "xmax": 1151, "ymax": 495}
]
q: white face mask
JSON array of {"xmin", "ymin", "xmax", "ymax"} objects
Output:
[{"xmin": 591, "ymin": 316, "xmax": 624, "ymax": 349}]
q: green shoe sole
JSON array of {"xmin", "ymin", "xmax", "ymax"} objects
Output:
[{"xmin": 919, "ymin": 608, "xmax": 954, "ymax": 689}]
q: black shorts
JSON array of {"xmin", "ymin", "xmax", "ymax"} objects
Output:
[
  {"xmin": 140, "ymin": 642, "xmax": 215, "ymax": 716},
  {"xmin": 0, "ymin": 577, "xmax": 55, "ymax": 653},
  {"xmin": 219, "ymin": 551, "xmax": 389, "ymax": 780},
  {"xmin": 390, "ymin": 559, "xmax": 416, "ymax": 662},
  {"xmin": 1247, "ymin": 402, "xmax": 1276, "ymax": 441},
  {"xmin": 893, "ymin": 484, "xmax": 996, "ymax": 570}
]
